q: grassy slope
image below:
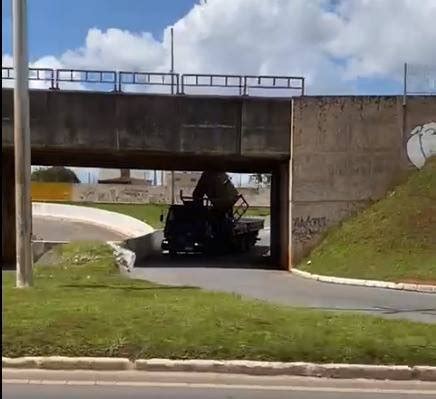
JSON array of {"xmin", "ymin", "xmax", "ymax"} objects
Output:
[
  {"xmin": 300, "ymin": 158, "xmax": 436, "ymax": 282},
  {"xmin": 70, "ymin": 202, "xmax": 270, "ymax": 229},
  {"xmin": 3, "ymin": 243, "xmax": 436, "ymax": 364}
]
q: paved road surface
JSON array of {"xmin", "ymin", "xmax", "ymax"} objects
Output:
[
  {"xmin": 4, "ymin": 370, "xmax": 436, "ymax": 398},
  {"xmin": 33, "ymin": 216, "xmax": 127, "ymax": 242},
  {"xmin": 131, "ymin": 266, "xmax": 436, "ymax": 323},
  {"xmin": 134, "ymin": 223, "xmax": 435, "ymax": 324},
  {"xmin": 32, "ymin": 216, "xmax": 436, "ymax": 323}
]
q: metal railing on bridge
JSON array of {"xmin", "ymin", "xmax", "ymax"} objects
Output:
[
  {"xmin": 55, "ymin": 69, "xmax": 117, "ymax": 91},
  {"xmin": 2, "ymin": 67, "xmax": 55, "ymax": 88},
  {"xmin": 1, "ymin": 66, "xmax": 305, "ymax": 96}
]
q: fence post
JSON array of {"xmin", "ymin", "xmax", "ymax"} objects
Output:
[
  {"xmin": 403, "ymin": 62, "xmax": 407, "ymax": 106},
  {"xmin": 50, "ymin": 69, "xmax": 55, "ymax": 90},
  {"xmin": 118, "ymin": 72, "xmax": 122, "ymax": 92},
  {"xmin": 55, "ymin": 69, "xmax": 59, "ymax": 90},
  {"xmin": 181, "ymin": 75, "xmax": 185, "ymax": 94}
]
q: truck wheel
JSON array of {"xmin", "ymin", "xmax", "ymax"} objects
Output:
[
  {"xmin": 239, "ymin": 237, "xmax": 248, "ymax": 253},
  {"xmin": 169, "ymin": 250, "xmax": 177, "ymax": 258}
]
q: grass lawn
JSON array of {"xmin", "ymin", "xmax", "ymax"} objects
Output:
[
  {"xmin": 3, "ymin": 242, "xmax": 436, "ymax": 365},
  {"xmin": 78, "ymin": 203, "xmax": 168, "ymax": 228},
  {"xmin": 68, "ymin": 202, "xmax": 270, "ymax": 229},
  {"xmin": 300, "ymin": 158, "xmax": 436, "ymax": 283}
]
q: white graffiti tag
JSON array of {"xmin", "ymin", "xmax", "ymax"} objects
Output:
[{"xmin": 406, "ymin": 122, "xmax": 436, "ymax": 168}]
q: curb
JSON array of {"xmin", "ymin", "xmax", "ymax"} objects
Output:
[
  {"xmin": 292, "ymin": 268, "xmax": 436, "ymax": 294},
  {"xmin": 3, "ymin": 357, "xmax": 436, "ymax": 381}
]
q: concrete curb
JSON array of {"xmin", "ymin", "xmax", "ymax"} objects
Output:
[
  {"xmin": 292, "ymin": 268, "xmax": 436, "ymax": 294},
  {"xmin": 2, "ymin": 357, "xmax": 435, "ymax": 381}
]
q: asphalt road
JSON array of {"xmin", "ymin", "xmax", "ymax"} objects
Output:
[
  {"xmin": 133, "ymin": 225, "xmax": 436, "ymax": 324},
  {"xmin": 32, "ymin": 216, "xmax": 127, "ymax": 242},
  {"xmin": 31, "ymin": 216, "xmax": 436, "ymax": 323},
  {"xmin": 3, "ymin": 370, "xmax": 436, "ymax": 399}
]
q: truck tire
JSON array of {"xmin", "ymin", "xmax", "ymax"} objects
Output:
[
  {"xmin": 239, "ymin": 237, "xmax": 248, "ymax": 253},
  {"xmin": 169, "ymin": 249, "xmax": 177, "ymax": 258}
]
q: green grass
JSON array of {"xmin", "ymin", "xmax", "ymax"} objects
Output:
[
  {"xmin": 3, "ymin": 242, "xmax": 436, "ymax": 364},
  {"xmin": 66, "ymin": 202, "xmax": 269, "ymax": 229},
  {"xmin": 300, "ymin": 158, "xmax": 436, "ymax": 283},
  {"xmin": 77, "ymin": 203, "xmax": 168, "ymax": 228}
]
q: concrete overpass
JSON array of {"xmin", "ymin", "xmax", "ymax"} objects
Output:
[
  {"xmin": 1, "ymin": 88, "xmax": 291, "ymax": 267},
  {"xmin": 2, "ymin": 87, "xmax": 435, "ymax": 269}
]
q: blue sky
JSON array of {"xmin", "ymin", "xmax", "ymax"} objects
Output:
[
  {"xmin": 2, "ymin": 0, "xmax": 196, "ymax": 60},
  {"xmin": 3, "ymin": 0, "xmax": 435, "ymax": 181},
  {"xmin": 3, "ymin": 0, "xmax": 432, "ymax": 96}
]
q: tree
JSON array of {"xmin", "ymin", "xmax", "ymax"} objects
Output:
[{"xmin": 31, "ymin": 166, "xmax": 80, "ymax": 183}]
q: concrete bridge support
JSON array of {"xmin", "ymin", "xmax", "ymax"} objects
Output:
[
  {"xmin": 2, "ymin": 152, "xmax": 16, "ymax": 266},
  {"xmin": 270, "ymin": 162, "xmax": 290, "ymax": 269}
]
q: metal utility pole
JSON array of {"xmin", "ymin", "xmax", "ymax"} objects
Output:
[
  {"xmin": 13, "ymin": 0, "xmax": 33, "ymax": 287},
  {"xmin": 170, "ymin": 27, "xmax": 175, "ymax": 94},
  {"xmin": 170, "ymin": 27, "xmax": 175, "ymax": 203}
]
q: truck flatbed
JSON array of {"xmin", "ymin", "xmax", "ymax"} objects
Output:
[{"xmin": 233, "ymin": 218, "xmax": 264, "ymax": 235}]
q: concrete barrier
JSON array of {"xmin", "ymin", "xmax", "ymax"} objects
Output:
[
  {"xmin": 123, "ymin": 230, "xmax": 163, "ymax": 261},
  {"xmin": 32, "ymin": 202, "xmax": 153, "ymax": 238},
  {"xmin": 32, "ymin": 202, "xmax": 157, "ymax": 264}
]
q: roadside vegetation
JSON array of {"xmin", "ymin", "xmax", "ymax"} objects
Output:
[
  {"xmin": 300, "ymin": 158, "xmax": 436, "ymax": 283},
  {"xmin": 3, "ymin": 242, "xmax": 435, "ymax": 364},
  {"xmin": 31, "ymin": 166, "xmax": 80, "ymax": 183},
  {"xmin": 68, "ymin": 202, "xmax": 270, "ymax": 229}
]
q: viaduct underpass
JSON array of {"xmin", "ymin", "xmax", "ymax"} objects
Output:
[
  {"xmin": 1, "ymin": 88, "xmax": 291, "ymax": 268},
  {"xmin": 2, "ymin": 88, "xmax": 435, "ymax": 270}
]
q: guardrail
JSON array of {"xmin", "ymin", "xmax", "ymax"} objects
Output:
[
  {"xmin": 3, "ymin": 67, "xmax": 55, "ymax": 88},
  {"xmin": 118, "ymin": 71, "xmax": 179, "ymax": 93},
  {"xmin": 1, "ymin": 66, "xmax": 305, "ymax": 96},
  {"xmin": 56, "ymin": 69, "xmax": 117, "ymax": 91}
]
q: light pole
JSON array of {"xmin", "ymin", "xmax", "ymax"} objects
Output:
[
  {"xmin": 13, "ymin": 0, "xmax": 33, "ymax": 287},
  {"xmin": 170, "ymin": 26, "xmax": 175, "ymax": 204}
]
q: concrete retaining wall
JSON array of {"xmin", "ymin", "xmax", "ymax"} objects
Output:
[
  {"xmin": 290, "ymin": 96, "xmax": 436, "ymax": 263},
  {"xmin": 31, "ymin": 183, "xmax": 271, "ymax": 207},
  {"xmin": 32, "ymin": 202, "xmax": 157, "ymax": 263}
]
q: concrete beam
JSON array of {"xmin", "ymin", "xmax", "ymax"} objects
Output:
[{"xmin": 2, "ymin": 89, "xmax": 292, "ymax": 166}]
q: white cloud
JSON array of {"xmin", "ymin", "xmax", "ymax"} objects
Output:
[
  {"xmin": 2, "ymin": 0, "xmax": 436, "ymax": 94},
  {"xmin": 326, "ymin": 0, "xmax": 436, "ymax": 80}
]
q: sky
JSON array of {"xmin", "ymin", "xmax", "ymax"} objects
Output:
[{"xmin": 2, "ymin": 0, "xmax": 436, "ymax": 181}]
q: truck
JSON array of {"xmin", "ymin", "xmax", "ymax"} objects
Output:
[{"xmin": 161, "ymin": 171, "xmax": 264, "ymax": 255}]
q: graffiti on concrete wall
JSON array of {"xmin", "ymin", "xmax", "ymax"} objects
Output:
[
  {"xmin": 292, "ymin": 216, "xmax": 327, "ymax": 242},
  {"xmin": 407, "ymin": 122, "xmax": 436, "ymax": 168},
  {"xmin": 77, "ymin": 185, "xmax": 166, "ymax": 204}
]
